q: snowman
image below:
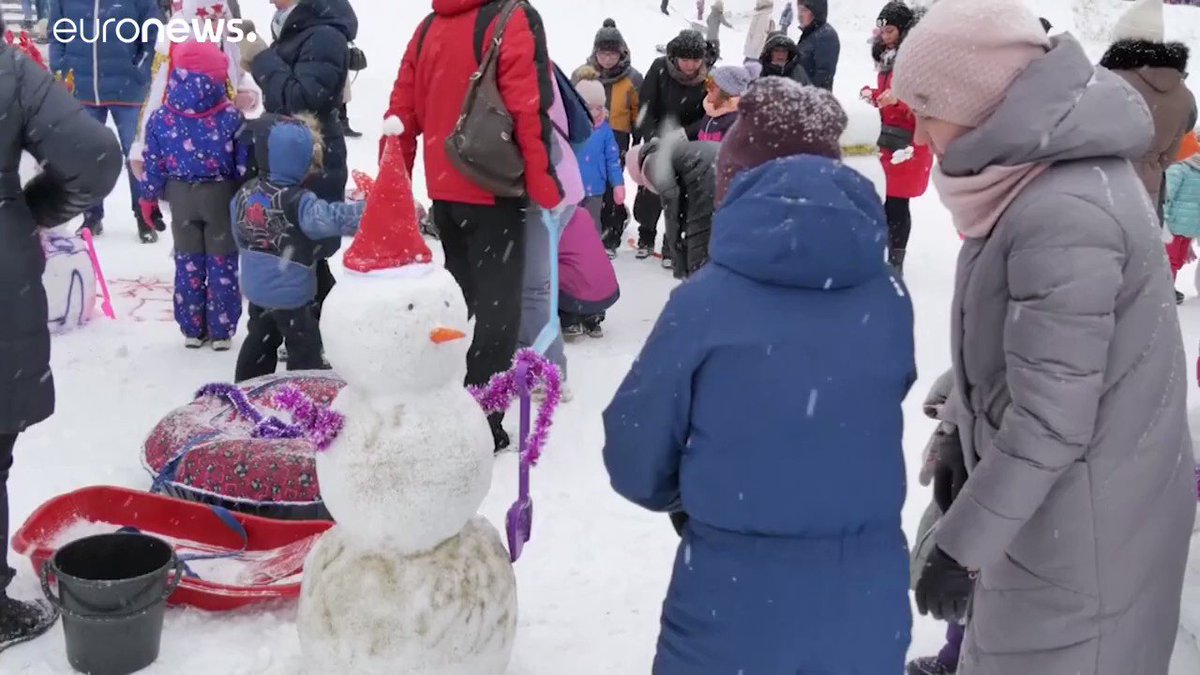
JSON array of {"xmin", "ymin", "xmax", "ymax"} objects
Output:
[{"xmin": 297, "ymin": 118, "xmax": 517, "ymax": 674}]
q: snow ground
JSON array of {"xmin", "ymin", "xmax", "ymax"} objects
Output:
[{"xmin": 6, "ymin": 0, "xmax": 1200, "ymax": 673}]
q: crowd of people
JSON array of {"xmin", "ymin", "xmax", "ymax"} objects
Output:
[
  {"xmin": 2, "ymin": 0, "xmax": 1200, "ymax": 672},
  {"xmin": 390, "ymin": 1, "xmax": 1199, "ymax": 670}
]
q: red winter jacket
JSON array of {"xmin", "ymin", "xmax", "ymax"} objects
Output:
[
  {"xmin": 387, "ymin": 0, "xmax": 563, "ymax": 209},
  {"xmin": 870, "ymin": 69, "xmax": 932, "ymax": 199}
]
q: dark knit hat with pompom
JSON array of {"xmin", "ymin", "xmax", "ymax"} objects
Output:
[
  {"xmin": 594, "ymin": 18, "xmax": 625, "ymax": 52},
  {"xmin": 877, "ymin": 1, "xmax": 915, "ymax": 29},
  {"xmin": 667, "ymin": 29, "xmax": 709, "ymax": 60},
  {"xmin": 716, "ymin": 77, "xmax": 847, "ymax": 203}
]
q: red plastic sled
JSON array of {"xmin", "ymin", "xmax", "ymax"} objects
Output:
[{"xmin": 13, "ymin": 486, "xmax": 333, "ymax": 612}]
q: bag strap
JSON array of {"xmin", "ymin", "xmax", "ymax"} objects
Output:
[
  {"xmin": 476, "ymin": 0, "xmax": 525, "ymax": 73},
  {"xmin": 414, "ymin": 12, "xmax": 435, "ymax": 59}
]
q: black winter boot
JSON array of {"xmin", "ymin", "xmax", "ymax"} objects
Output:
[
  {"xmin": 135, "ymin": 207, "xmax": 158, "ymax": 243},
  {"xmin": 0, "ymin": 596, "xmax": 58, "ymax": 654},
  {"xmin": 77, "ymin": 213, "xmax": 103, "ymax": 237},
  {"xmin": 489, "ymin": 414, "xmax": 510, "ymax": 454}
]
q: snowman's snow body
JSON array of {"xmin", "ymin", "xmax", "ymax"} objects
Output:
[{"xmin": 298, "ymin": 266, "xmax": 516, "ymax": 674}]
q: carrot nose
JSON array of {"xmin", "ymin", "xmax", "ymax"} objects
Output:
[{"xmin": 430, "ymin": 327, "xmax": 466, "ymax": 344}]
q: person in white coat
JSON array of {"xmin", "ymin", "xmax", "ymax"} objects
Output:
[{"xmin": 743, "ymin": 0, "xmax": 776, "ymax": 63}]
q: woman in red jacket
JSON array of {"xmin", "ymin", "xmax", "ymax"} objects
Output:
[{"xmin": 863, "ymin": 1, "xmax": 931, "ymax": 277}]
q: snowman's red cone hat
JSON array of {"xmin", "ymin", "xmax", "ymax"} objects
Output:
[{"xmin": 342, "ymin": 116, "xmax": 432, "ymax": 274}]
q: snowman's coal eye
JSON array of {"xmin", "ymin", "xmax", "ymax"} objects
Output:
[
  {"xmin": 444, "ymin": 301, "xmax": 450, "ymax": 308},
  {"xmin": 407, "ymin": 303, "xmax": 414, "ymax": 311}
]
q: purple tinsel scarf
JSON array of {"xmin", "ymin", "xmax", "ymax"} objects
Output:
[
  {"xmin": 469, "ymin": 349, "xmax": 562, "ymax": 465},
  {"xmin": 195, "ymin": 383, "xmax": 345, "ymax": 451},
  {"xmin": 196, "ymin": 349, "xmax": 560, "ymax": 460}
]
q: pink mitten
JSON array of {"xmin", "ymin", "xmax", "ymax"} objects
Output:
[
  {"xmin": 138, "ymin": 199, "xmax": 158, "ymax": 229},
  {"xmin": 613, "ymin": 185, "xmax": 626, "ymax": 205}
]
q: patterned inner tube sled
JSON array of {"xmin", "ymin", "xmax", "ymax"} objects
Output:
[{"xmin": 142, "ymin": 372, "xmax": 347, "ymax": 520}]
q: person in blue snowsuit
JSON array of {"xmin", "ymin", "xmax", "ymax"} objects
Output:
[
  {"xmin": 231, "ymin": 115, "xmax": 364, "ymax": 381},
  {"xmin": 603, "ymin": 78, "xmax": 914, "ymax": 674},
  {"xmin": 139, "ymin": 41, "xmax": 249, "ymax": 351}
]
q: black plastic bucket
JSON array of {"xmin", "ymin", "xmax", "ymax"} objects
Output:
[{"xmin": 40, "ymin": 533, "xmax": 183, "ymax": 675}]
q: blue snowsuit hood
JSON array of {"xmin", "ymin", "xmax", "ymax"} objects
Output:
[
  {"xmin": 140, "ymin": 71, "xmax": 247, "ymax": 200},
  {"xmin": 602, "ymin": 155, "xmax": 915, "ymax": 673},
  {"xmin": 711, "ymin": 155, "xmax": 888, "ymax": 289}
]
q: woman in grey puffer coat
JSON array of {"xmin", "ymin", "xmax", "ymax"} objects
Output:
[
  {"xmin": 0, "ymin": 26, "xmax": 122, "ymax": 652},
  {"xmin": 892, "ymin": 1, "xmax": 1195, "ymax": 673}
]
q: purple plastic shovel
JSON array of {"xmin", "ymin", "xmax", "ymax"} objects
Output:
[{"xmin": 505, "ymin": 360, "xmax": 533, "ymax": 562}]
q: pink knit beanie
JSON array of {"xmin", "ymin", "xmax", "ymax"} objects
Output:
[
  {"xmin": 891, "ymin": 0, "xmax": 1050, "ymax": 128},
  {"xmin": 171, "ymin": 40, "xmax": 229, "ymax": 85}
]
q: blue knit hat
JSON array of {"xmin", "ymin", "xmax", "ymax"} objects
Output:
[{"xmin": 711, "ymin": 62, "xmax": 763, "ymax": 97}]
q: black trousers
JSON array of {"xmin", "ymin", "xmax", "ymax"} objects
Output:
[
  {"xmin": 0, "ymin": 433, "xmax": 15, "ymax": 593},
  {"xmin": 231, "ymin": 261, "xmax": 334, "ymax": 383},
  {"xmin": 884, "ymin": 196, "xmax": 912, "ymax": 259},
  {"xmin": 432, "ymin": 199, "xmax": 526, "ymax": 390},
  {"xmin": 634, "ymin": 187, "xmax": 664, "ymax": 251},
  {"xmin": 599, "ymin": 131, "xmax": 633, "ymax": 250},
  {"xmin": 234, "ymin": 304, "xmax": 327, "ymax": 382}
]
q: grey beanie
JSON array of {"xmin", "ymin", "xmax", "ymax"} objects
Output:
[
  {"xmin": 711, "ymin": 62, "xmax": 763, "ymax": 97},
  {"xmin": 594, "ymin": 18, "xmax": 625, "ymax": 52}
]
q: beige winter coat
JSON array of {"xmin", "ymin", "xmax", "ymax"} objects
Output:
[{"xmin": 743, "ymin": 0, "xmax": 775, "ymax": 61}]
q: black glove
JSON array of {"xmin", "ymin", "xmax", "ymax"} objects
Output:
[
  {"xmin": 669, "ymin": 511, "xmax": 689, "ymax": 537},
  {"xmin": 915, "ymin": 546, "xmax": 975, "ymax": 622},
  {"xmin": 932, "ymin": 436, "xmax": 967, "ymax": 514}
]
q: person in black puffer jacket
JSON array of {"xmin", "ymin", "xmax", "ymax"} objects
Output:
[
  {"xmin": 252, "ymin": 0, "xmax": 356, "ymax": 204},
  {"xmin": 759, "ymin": 32, "xmax": 811, "ymax": 83},
  {"xmin": 634, "ymin": 29, "xmax": 710, "ymax": 264},
  {"xmin": 0, "ymin": 24, "xmax": 123, "ymax": 652},
  {"xmin": 796, "ymin": 0, "xmax": 840, "ymax": 90},
  {"xmin": 628, "ymin": 133, "xmax": 719, "ymax": 279}
]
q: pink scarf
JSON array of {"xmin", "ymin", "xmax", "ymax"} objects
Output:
[{"xmin": 933, "ymin": 162, "xmax": 1050, "ymax": 238}]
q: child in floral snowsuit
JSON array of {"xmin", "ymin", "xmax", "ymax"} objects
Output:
[{"xmin": 140, "ymin": 41, "xmax": 248, "ymax": 350}]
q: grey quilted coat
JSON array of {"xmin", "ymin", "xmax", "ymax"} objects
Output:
[{"xmin": 936, "ymin": 34, "xmax": 1196, "ymax": 674}]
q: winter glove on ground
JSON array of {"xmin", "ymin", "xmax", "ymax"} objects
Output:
[
  {"xmin": 932, "ymin": 431, "xmax": 967, "ymax": 513},
  {"xmin": 915, "ymin": 546, "xmax": 974, "ymax": 622}
]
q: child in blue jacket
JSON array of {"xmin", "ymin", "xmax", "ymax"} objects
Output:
[
  {"xmin": 574, "ymin": 79, "xmax": 626, "ymax": 255},
  {"xmin": 139, "ymin": 41, "xmax": 248, "ymax": 351},
  {"xmin": 231, "ymin": 115, "xmax": 364, "ymax": 381},
  {"xmin": 604, "ymin": 80, "xmax": 913, "ymax": 673},
  {"xmin": 1164, "ymin": 154, "xmax": 1200, "ymax": 302}
]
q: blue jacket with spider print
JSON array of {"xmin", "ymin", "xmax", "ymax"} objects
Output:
[{"xmin": 232, "ymin": 117, "xmax": 364, "ymax": 310}]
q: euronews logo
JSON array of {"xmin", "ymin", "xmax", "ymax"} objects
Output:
[{"xmin": 52, "ymin": 17, "xmax": 257, "ymax": 44}]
